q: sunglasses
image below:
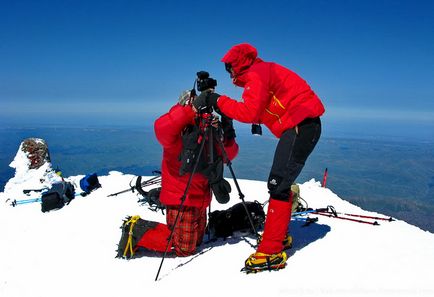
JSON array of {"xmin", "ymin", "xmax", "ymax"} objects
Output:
[{"xmin": 225, "ymin": 63, "xmax": 233, "ymax": 74}]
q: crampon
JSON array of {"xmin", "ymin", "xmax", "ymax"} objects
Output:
[{"xmin": 241, "ymin": 251, "xmax": 287, "ymax": 274}]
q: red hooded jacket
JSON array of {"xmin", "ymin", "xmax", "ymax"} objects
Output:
[
  {"xmin": 154, "ymin": 104, "xmax": 239, "ymax": 208},
  {"xmin": 218, "ymin": 43, "xmax": 325, "ymax": 138}
]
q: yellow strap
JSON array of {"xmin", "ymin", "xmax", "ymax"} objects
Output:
[
  {"xmin": 123, "ymin": 215, "xmax": 140, "ymax": 258},
  {"xmin": 265, "ymin": 93, "xmax": 285, "ymax": 124},
  {"xmin": 265, "ymin": 108, "xmax": 282, "ymax": 123},
  {"xmin": 272, "ymin": 94, "xmax": 286, "ymax": 110}
]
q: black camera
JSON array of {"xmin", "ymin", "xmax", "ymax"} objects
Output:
[
  {"xmin": 251, "ymin": 124, "xmax": 262, "ymax": 136},
  {"xmin": 196, "ymin": 71, "xmax": 217, "ymax": 92}
]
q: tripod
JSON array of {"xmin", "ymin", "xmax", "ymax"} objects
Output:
[{"xmin": 154, "ymin": 113, "xmax": 259, "ymax": 281}]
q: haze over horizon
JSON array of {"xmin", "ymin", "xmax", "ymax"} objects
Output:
[{"xmin": 1, "ymin": 0, "xmax": 433, "ymax": 135}]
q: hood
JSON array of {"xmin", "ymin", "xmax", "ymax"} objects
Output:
[{"xmin": 221, "ymin": 43, "xmax": 258, "ymax": 78}]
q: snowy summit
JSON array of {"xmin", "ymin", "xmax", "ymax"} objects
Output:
[{"xmin": 0, "ymin": 142, "xmax": 433, "ymax": 297}]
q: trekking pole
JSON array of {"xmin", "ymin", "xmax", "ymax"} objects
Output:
[
  {"xmin": 322, "ymin": 168, "xmax": 328, "ymax": 188},
  {"xmin": 23, "ymin": 188, "xmax": 48, "ymax": 194},
  {"xmin": 154, "ymin": 123, "xmax": 209, "ymax": 282},
  {"xmin": 314, "ymin": 212, "xmax": 380, "ymax": 226},
  {"xmin": 9, "ymin": 197, "xmax": 42, "ymax": 206},
  {"xmin": 316, "ymin": 210, "xmax": 395, "ymax": 222},
  {"xmin": 214, "ymin": 123, "xmax": 259, "ymax": 237}
]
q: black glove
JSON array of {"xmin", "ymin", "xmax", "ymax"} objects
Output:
[
  {"xmin": 193, "ymin": 91, "xmax": 220, "ymax": 113},
  {"xmin": 208, "ymin": 92, "xmax": 220, "ymax": 110},
  {"xmin": 220, "ymin": 115, "xmax": 236, "ymax": 140},
  {"xmin": 211, "ymin": 179, "xmax": 231, "ymax": 204}
]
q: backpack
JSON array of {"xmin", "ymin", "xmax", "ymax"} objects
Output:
[
  {"xmin": 41, "ymin": 181, "xmax": 75, "ymax": 213},
  {"xmin": 116, "ymin": 216, "xmax": 170, "ymax": 259},
  {"xmin": 207, "ymin": 201, "xmax": 265, "ymax": 239},
  {"xmin": 179, "ymin": 124, "xmax": 231, "ymax": 204},
  {"xmin": 291, "ymin": 183, "xmax": 306, "ymax": 213},
  {"xmin": 179, "ymin": 124, "xmax": 207, "ymax": 176},
  {"xmin": 79, "ymin": 173, "xmax": 101, "ymax": 195},
  {"xmin": 136, "ymin": 185, "xmax": 165, "ymax": 213}
]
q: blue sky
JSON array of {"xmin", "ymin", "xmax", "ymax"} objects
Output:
[{"xmin": 1, "ymin": 0, "xmax": 434, "ymax": 136}]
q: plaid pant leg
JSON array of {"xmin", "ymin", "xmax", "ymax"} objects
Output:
[{"xmin": 167, "ymin": 206, "xmax": 207, "ymax": 257}]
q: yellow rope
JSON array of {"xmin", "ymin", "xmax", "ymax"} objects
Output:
[{"xmin": 123, "ymin": 215, "xmax": 141, "ymax": 258}]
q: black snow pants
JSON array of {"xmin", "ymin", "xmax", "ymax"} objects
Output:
[{"xmin": 267, "ymin": 117, "xmax": 322, "ymax": 201}]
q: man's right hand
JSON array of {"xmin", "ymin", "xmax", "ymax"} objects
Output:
[
  {"xmin": 192, "ymin": 90, "xmax": 211, "ymax": 112},
  {"xmin": 192, "ymin": 90, "xmax": 220, "ymax": 113}
]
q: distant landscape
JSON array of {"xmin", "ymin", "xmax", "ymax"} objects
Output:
[{"xmin": 1, "ymin": 120, "xmax": 433, "ymax": 233}]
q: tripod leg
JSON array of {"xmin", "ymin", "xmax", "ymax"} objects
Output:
[
  {"xmin": 155, "ymin": 127, "xmax": 208, "ymax": 281},
  {"xmin": 213, "ymin": 132, "xmax": 259, "ymax": 237}
]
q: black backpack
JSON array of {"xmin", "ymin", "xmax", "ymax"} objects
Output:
[
  {"xmin": 207, "ymin": 201, "xmax": 265, "ymax": 239},
  {"xmin": 41, "ymin": 181, "xmax": 75, "ymax": 213},
  {"xmin": 179, "ymin": 124, "xmax": 231, "ymax": 204}
]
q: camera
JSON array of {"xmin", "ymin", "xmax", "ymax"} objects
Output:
[
  {"xmin": 251, "ymin": 124, "xmax": 262, "ymax": 136},
  {"xmin": 196, "ymin": 71, "xmax": 217, "ymax": 92}
]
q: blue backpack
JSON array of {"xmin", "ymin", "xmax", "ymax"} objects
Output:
[{"xmin": 79, "ymin": 173, "xmax": 101, "ymax": 196}]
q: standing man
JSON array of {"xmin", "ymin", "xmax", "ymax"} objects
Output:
[{"xmin": 193, "ymin": 43, "xmax": 325, "ymax": 272}]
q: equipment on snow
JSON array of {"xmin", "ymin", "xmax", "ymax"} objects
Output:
[
  {"xmin": 322, "ymin": 167, "xmax": 328, "ymax": 187},
  {"xmin": 107, "ymin": 172, "xmax": 161, "ymax": 197},
  {"xmin": 136, "ymin": 185, "xmax": 165, "ymax": 213},
  {"xmin": 115, "ymin": 216, "xmax": 172, "ymax": 259},
  {"xmin": 9, "ymin": 197, "xmax": 42, "ymax": 206},
  {"xmin": 23, "ymin": 188, "xmax": 48, "ymax": 194},
  {"xmin": 41, "ymin": 181, "xmax": 75, "ymax": 212},
  {"xmin": 207, "ymin": 201, "xmax": 265, "ymax": 239},
  {"xmin": 79, "ymin": 173, "xmax": 101, "ymax": 196},
  {"xmin": 292, "ymin": 205, "xmax": 395, "ymax": 226},
  {"xmin": 289, "ymin": 183, "xmax": 307, "ymax": 213}
]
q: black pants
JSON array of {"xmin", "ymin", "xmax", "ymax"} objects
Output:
[{"xmin": 267, "ymin": 117, "xmax": 321, "ymax": 201}]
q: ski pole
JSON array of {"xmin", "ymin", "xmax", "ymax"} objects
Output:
[
  {"xmin": 10, "ymin": 197, "xmax": 42, "ymax": 206},
  {"xmin": 11, "ymin": 192, "xmax": 84, "ymax": 207},
  {"xmin": 322, "ymin": 168, "xmax": 328, "ymax": 188},
  {"xmin": 316, "ymin": 210, "xmax": 395, "ymax": 222},
  {"xmin": 314, "ymin": 212, "xmax": 380, "ymax": 226},
  {"xmin": 23, "ymin": 188, "xmax": 48, "ymax": 194},
  {"xmin": 312, "ymin": 205, "xmax": 394, "ymax": 222}
]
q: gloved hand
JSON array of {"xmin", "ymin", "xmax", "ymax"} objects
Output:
[
  {"xmin": 220, "ymin": 115, "xmax": 236, "ymax": 140},
  {"xmin": 192, "ymin": 91, "xmax": 220, "ymax": 113},
  {"xmin": 178, "ymin": 90, "xmax": 193, "ymax": 106},
  {"xmin": 211, "ymin": 179, "xmax": 231, "ymax": 204}
]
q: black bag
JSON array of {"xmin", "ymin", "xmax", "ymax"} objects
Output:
[
  {"xmin": 179, "ymin": 125, "xmax": 205, "ymax": 176},
  {"xmin": 136, "ymin": 184, "xmax": 165, "ymax": 212},
  {"xmin": 207, "ymin": 201, "xmax": 265, "ymax": 239},
  {"xmin": 41, "ymin": 181, "xmax": 75, "ymax": 213}
]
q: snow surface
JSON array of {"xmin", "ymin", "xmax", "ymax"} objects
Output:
[{"xmin": 1, "ymin": 149, "xmax": 434, "ymax": 297}]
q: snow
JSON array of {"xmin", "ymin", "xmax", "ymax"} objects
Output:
[{"xmin": 1, "ymin": 147, "xmax": 433, "ymax": 297}]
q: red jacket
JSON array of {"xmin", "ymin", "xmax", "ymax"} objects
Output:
[
  {"xmin": 154, "ymin": 104, "xmax": 239, "ymax": 208},
  {"xmin": 218, "ymin": 43, "xmax": 325, "ymax": 138}
]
